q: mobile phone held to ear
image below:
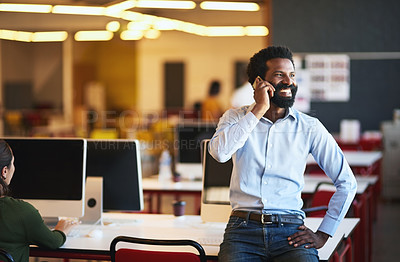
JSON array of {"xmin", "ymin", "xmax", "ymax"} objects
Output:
[{"xmin": 253, "ymin": 76, "xmax": 263, "ymax": 90}]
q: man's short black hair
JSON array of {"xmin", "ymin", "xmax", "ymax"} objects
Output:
[{"xmin": 247, "ymin": 46, "xmax": 294, "ymax": 85}]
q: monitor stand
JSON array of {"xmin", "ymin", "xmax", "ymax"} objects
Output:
[{"xmin": 80, "ymin": 176, "xmax": 103, "ymax": 225}]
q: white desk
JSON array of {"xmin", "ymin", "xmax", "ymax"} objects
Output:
[
  {"xmin": 30, "ymin": 214, "xmax": 359, "ymax": 261},
  {"xmin": 306, "ymin": 151, "xmax": 382, "ymax": 167},
  {"xmin": 303, "ymin": 174, "xmax": 378, "ymax": 194},
  {"xmin": 142, "ymin": 176, "xmax": 203, "ymax": 214}
]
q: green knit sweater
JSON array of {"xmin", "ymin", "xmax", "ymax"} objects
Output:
[{"xmin": 0, "ymin": 197, "xmax": 66, "ymax": 262}]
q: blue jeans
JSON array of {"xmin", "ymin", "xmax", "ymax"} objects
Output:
[{"xmin": 218, "ymin": 216, "xmax": 319, "ymax": 262}]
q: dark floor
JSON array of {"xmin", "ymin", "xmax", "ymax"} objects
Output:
[{"xmin": 372, "ymin": 199, "xmax": 400, "ymax": 262}]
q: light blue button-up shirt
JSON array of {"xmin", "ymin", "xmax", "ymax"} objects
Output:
[{"xmin": 209, "ymin": 104, "xmax": 357, "ymax": 236}]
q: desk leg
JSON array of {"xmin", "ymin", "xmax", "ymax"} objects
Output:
[
  {"xmin": 353, "ymin": 194, "xmax": 367, "ymax": 262},
  {"xmin": 338, "ymin": 237, "xmax": 352, "ymax": 262}
]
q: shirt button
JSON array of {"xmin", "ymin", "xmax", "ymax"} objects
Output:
[
  {"xmin": 267, "ymin": 164, "xmax": 272, "ymax": 169},
  {"xmin": 263, "ymin": 181, "xmax": 268, "ymax": 185},
  {"xmin": 263, "ymin": 198, "xmax": 267, "ymax": 203}
]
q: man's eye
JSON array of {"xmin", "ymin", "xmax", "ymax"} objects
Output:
[
  {"xmin": 290, "ymin": 74, "xmax": 296, "ymax": 78},
  {"xmin": 275, "ymin": 73, "xmax": 282, "ymax": 77}
]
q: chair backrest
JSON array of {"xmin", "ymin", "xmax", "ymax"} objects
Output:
[
  {"xmin": 110, "ymin": 236, "xmax": 207, "ymax": 262},
  {"xmin": 307, "ymin": 182, "xmax": 336, "ymax": 217},
  {"xmin": 0, "ymin": 248, "xmax": 14, "ymax": 262}
]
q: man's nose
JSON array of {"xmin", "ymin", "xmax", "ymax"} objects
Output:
[{"xmin": 282, "ymin": 75, "xmax": 293, "ymax": 85}]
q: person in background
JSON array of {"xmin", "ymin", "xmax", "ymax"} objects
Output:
[
  {"xmin": 231, "ymin": 81, "xmax": 255, "ymax": 108},
  {"xmin": 209, "ymin": 46, "xmax": 357, "ymax": 261},
  {"xmin": 0, "ymin": 140, "xmax": 76, "ymax": 262},
  {"xmin": 201, "ymin": 80, "xmax": 224, "ymax": 122}
]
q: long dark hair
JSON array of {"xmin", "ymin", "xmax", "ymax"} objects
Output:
[{"xmin": 0, "ymin": 140, "xmax": 13, "ymax": 196}]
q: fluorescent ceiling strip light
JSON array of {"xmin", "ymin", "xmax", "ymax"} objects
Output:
[
  {"xmin": 75, "ymin": 30, "xmax": 113, "ymax": 41},
  {"xmin": 128, "ymin": 21, "xmax": 151, "ymax": 31},
  {"xmin": 0, "ymin": 29, "xmax": 17, "ymax": 41},
  {"xmin": 0, "ymin": 3, "xmax": 52, "ymax": 13},
  {"xmin": 53, "ymin": 5, "xmax": 105, "ymax": 16},
  {"xmin": 153, "ymin": 18, "xmax": 179, "ymax": 30},
  {"xmin": 15, "ymin": 31, "xmax": 33, "ymax": 42},
  {"xmin": 106, "ymin": 0, "xmax": 136, "ymax": 17},
  {"xmin": 206, "ymin": 26, "xmax": 245, "ymax": 36},
  {"xmin": 245, "ymin": 26, "xmax": 269, "ymax": 36},
  {"xmin": 32, "ymin": 31, "xmax": 68, "ymax": 42},
  {"xmin": 136, "ymin": 0, "xmax": 196, "ymax": 9},
  {"xmin": 122, "ymin": 11, "xmax": 144, "ymax": 21},
  {"xmin": 200, "ymin": 1, "xmax": 259, "ymax": 11},
  {"xmin": 121, "ymin": 30, "xmax": 144, "ymax": 40}
]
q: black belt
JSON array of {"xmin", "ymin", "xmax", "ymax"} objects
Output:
[{"xmin": 231, "ymin": 210, "xmax": 304, "ymax": 225}]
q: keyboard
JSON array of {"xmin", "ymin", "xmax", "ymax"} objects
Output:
[{"xmin": 197, "ymin": 237, "xmax": 223, "ymax": 246}]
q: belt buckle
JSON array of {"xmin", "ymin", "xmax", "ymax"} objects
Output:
[{"xmin": 261, "ymin": 213, "xmax": 273, "ymax": 224}]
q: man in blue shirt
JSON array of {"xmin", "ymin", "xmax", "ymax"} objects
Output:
[{"xmin": 209, "ymin": 46, "xmax": 357, "ymax": 261}]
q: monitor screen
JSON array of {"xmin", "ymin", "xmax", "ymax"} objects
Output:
[
  {"xmin": 175, "ymin": 121, "xmax": 216, "ymax": 180},
  {"xmin": 200, "ymin": 139, "xmax": 233, "ymax": 222},
  {"xmin": 86, "ymin": 139, "xmax": 143, "ymax": 212},
  {"xmin": 202, "ymin": 140, "xmax": 233, "ymax": 204},
  {"xmin": 176, "ymin": 121, "xmax": 217, "ymax": 164},
  {"xmin": 6, "ymin": 138, "xmax": 86, "ymax": 218}
]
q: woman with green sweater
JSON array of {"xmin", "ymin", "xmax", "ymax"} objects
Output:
[{"xmin": 0, "ymin": 140, "xmax": 76, "ymax": 262}]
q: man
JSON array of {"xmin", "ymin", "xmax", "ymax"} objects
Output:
[{"xmin": 209, "ymin": 46, "xmax": 357, "ymax": 261}]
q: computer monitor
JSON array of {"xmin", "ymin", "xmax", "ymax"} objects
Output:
[
  {"xmin": 200, "ymin": 139, "xmax": 233, "ymax": 222},
  {"xmin": 86, "ymin": 139, "xmax": 144, "ymax": 212},
  {"xmin": 175, "ymin": 121, "xmax": 216, "ymax": 180},
  {"xmin": 6, "ymin": 138, "xmax": 86, "ymax": 219}
]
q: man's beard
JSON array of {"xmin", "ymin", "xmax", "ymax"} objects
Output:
[{"xmin": 270, "ymin": 82, "xmax": 298, "ymax": 108}]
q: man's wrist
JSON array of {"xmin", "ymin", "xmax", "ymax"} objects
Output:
[
  {"xmin": 251, "ymin": 103, "xmax": 269, "ymax": 119},
  {"xmin": 316, "ymin": 230, "xmax": 330, "ymax": 241}
]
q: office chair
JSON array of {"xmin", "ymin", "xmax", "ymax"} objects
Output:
[
  {"xmin": 302, "ymin": 182, "xmax": 336, "ymax": 217},
  {"xmin": 110, "ymin": 236, "xmax": 207, "ymax": 262},
  {"xmin": 0, "ymin": 248, "xmax": 14, "ymax": 262}
]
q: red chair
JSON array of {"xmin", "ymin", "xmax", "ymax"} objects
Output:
[
  {"xmin": 0, "ymin": 248, "xmax": 14, "ymax": 262},
  {"xmin": 303, "ymin": 182, "xmax": 336, "ymax": 217},
  {"xmin": 110, "ymin": 236, "xmax": 206, "ymax": 262}
]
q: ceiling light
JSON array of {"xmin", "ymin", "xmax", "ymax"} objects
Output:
[
  {"xmin": 121, "ymin": 30, "xmax": 144, "ymax": 40},
  {"xmin": 206, "ymin": 26, "xmax": 245, "ymax": 36},
  {"xmin": 53, "ymin": 5, "xmax": 105, "ymax": 16},
  {"xmin": 74, "ymin": 31, "xmax": 113, "ymax": 41},
  {"xmin": 15, "ymin": 31, "xmax": 33, "ymax": 42},
  {"xmin": 0, "ymin": 3, "xmax": 52, "ymax": 13},
  {"xmin": 136, "ymin": 0, "xmax": 196, "ymax": 10},
  {"xmin": 200, "ymin": 1, "xmax": 259, "ymax": 11},
  {"xmin": 32, "ymin": 31, "xmax": 68, "ymax": 42},
  {"xmin": 106, "ymin": 21, "xmax": 121, "ymax": 32},
  {"xmin": 153, "ymin": 18, "xmax": 179, "ymax": 30},
  {"xmin": 128, "ymin": 21, "xmax": 151, "ymax": 31},
  {"xmin": 106, "ymin": 0, "xmax": 136, "ymax": 17},
  {"xmin": 245, "ymin": 26, "xmax": 269, "ymax": 36},
  {"xmin": 144, "ymin": 29, "xmax": 161, "ymax": 39},
  {"xmin": 121, "ymin": 11, "xmax": 144, "ymax": 21},
  {"xmin": 0, "ymin": 29, "xmax": 17, "ymax": 41}
]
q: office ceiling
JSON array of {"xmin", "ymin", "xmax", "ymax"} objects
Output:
[{"xmin": 1, "ymin": 0, "xmax": 266, "ymax": 32}]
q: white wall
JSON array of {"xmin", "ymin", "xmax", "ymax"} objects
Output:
[{"xmin": 137, "ymin": 31, "xmax": 266, "ymax": 113}]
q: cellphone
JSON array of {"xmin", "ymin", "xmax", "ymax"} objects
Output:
[{"xmin": 253, "ymin": 75, "xmax": 263, "ymax": 90}]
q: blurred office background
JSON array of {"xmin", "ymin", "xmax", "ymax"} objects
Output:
[{"xmin": 0, "ymin": 1, "xmax": 399, "ymax": 260}]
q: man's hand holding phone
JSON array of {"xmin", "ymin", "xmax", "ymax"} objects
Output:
[{"xmin": 251, "ymin": 76, "xmax": 275, "ymax": 119}]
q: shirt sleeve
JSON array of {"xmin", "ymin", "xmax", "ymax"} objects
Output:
[
  {"xmin": 209, "ymin": 107, "xmax": 259, "ymax": 163},
  {"xmin": 310, "ymin": 120, "xmax": 358, "ymax": 236},
  {"xmin": 20, "ymin": 202, "xmax": 66, "ymax": 249}
]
